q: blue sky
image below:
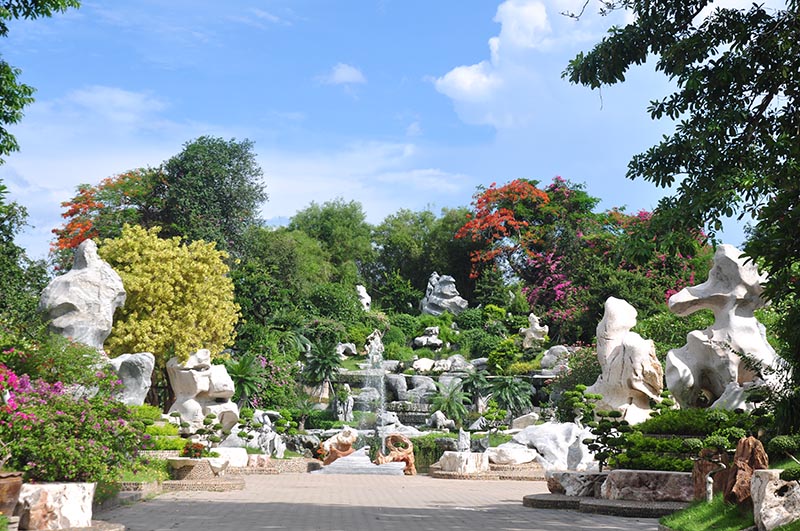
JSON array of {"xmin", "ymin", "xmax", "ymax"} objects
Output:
[{"xmin": 1, "ymin": 0, "xmax": 750, "ymax": 259}]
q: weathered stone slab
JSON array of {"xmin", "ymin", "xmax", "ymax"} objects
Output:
[
  {"xmin": 752, "ymin": 469, "xmax": 800, "ymax": 531},
  {"xmin": 486, "ymin": 444, "xmax": 539, "ymax": 465},
  {"xmin": 547, "ymin": 471, "xmax": 608, "ymax": 497},
  {"xmin": 600, "ymin": 470, "xmax": 693, "ymax": 502},
  {"xmin": 16, "ymin": 482, "xmax": 95, "ymax": 530}
]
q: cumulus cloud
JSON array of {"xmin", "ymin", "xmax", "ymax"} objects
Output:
[
  {"xmin": 319, "ymin": 63, "xmax": 367, "ymax": 85},
  {"xmin": 434, "ymin": 0, "xmax": 624, "ymax": 129}
]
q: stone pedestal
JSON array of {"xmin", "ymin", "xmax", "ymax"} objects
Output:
[
  {"xmin": 167, "ymin": 457, "xmax": 229, "ymax": 480},
  {"xmin": 438, "ymin": 452, "xmax": 490, "ymax": 475},
  {"xmin": 15, "ymin": 482, "xmax": 95, "ymax": 530}
]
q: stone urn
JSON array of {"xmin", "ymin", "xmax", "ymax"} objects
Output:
[{"xmin": 0, "ymin": 471, "xmax": 23, "ymax": 517}]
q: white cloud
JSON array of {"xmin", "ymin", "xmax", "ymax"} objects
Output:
[
  {"xmin": 434, "ymin": 0, "xmax": 626, "ymax": 129},
  {"xmin": 405, "ymin": 121, "xmax": 422, "ymax": 136},
  {"xmin": 319, "ymin": 63, "xmax": 367, "ymax": 85}
]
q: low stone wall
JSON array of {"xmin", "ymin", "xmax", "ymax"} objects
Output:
[{"xmin": 269, "ymin": 458, "xmax": 321, "ymax": 473}]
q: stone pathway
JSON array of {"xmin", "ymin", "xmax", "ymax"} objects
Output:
[{"xmin": 99, "ymin": 474, "xmax": 660, "ymax": 531}]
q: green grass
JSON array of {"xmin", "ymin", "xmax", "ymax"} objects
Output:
[
  {"xmin": 280, "ymin": 450, "xmax": 305, "ymax": 459},
  {"xmin": 340, "ymin": 356, "xmax": 365, "ymax": 371},
  {"xmin": 776, "ymin": 520, "xmax": 800, "ymax": 531},
  {"xmin": 771, "ymin": 456, "xmax": 800, "ymax": 470},
  {"xmin": 660, "ymin": 494, "xmax": 754, "ymax": 531},
  {"xmin": 119, "ymin": 458, "xmax": 170, "ymax": 483}
]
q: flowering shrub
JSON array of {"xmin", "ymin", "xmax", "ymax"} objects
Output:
[
  {"xmin": 0, "ymin": 368, "xmax": 144, "ymax": 482},
  {"xmin": 180, "ymin": 442, "xmax": 206, "ymax": 459}
]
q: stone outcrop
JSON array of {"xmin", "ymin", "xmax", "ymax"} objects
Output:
[
  {"xmin": 386, "ymin": 374, "xmax": 409, "ymax": 401},
  {"xmin": 167, "ymin": 349, "xmax": 239, "ymax": 433},
  {"xmin": 336, "ymin": 342, "xmax": 357, "ymax": 359},
  {"xmin": 586, "ymin": 297, "xmax": 663, "ymax": 425},
  {"xmin": 413, "ymin": 326, "xmax": 444, "ymax": 349},
  {"xmin": 108, "ymin": 352, "xmax": 155, "ymax": 406},
  {"xmin": 520, "ymin": 313, "xmax": 548, "ymax": 349},
  {"xmin": 540, "ymin": 345, "xmax": 570, "ymax": 374},
  {"xmin": 427, "ymin": 410, "xmax": 456, "ymax": 430},
  {"xmin": 16, "ymin": 482, "xmax": 95, "ymax": 530},
  {"xmin": 38, "ymin": 239, "xmax": 126, "ymax": 351},
  {"xmin": 511, "ymin": 412, "xmax": 540, "ymax": 430},
  {"xmin": 600, "ymin": 470, "xmax": 694, "ymax": 502},
  {"xmin": 752, "ymin": 469, "xmax": 800, "ymax": 531},
  {"xmin": 666, "ymin": 244, "xmax": 781, "ymax": 409},
  {"xmin": 420, "ymin": 272, "xmax": 468, "ymax": 316},
  {"xmin": 407, "ymin": 375, "xmax": 436, "ymax": 402},
  {"xmin": 355, "ymin": 285, "xmax": 371, "ymax": 311},
  {"xmin": 412, "ymin": 357, "xmax": 435, "ymax": 373},
  {"xmin": 718, "ymin": 436, "xmax": 769, "ymax": 506}
]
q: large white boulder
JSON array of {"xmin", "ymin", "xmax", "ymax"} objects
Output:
[
  {"xmin": 38, "ymin": 239, "xmax": 126, "ymax": 351},
  {"xmin": 17, "ymin": 482, "xmax": 95, "ymax": 530},
  {"xmin": 512, "ymin": 421, "xmax": 597, "ymax": 471},
  {"xmin": 356, "ymin": 285, "xmax": 371, "ymax": 311},
  {"xmin": 585, "ymin": 297, "xmax": 663, "ymax": 425},
  {"xmin": 420, "ymin": 272, "xmax": 468, "ymax": 316},
  {"xmin": 486, "ymin": 444, "xmax": 540, "ymax": 465},
  {"xmin": 665, "ymin": 244, "xmax": 781, "ymax": 409}
]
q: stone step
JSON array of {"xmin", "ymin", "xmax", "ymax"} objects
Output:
[{"xmin": 522, "ymin": 493, "xmax": 688, "ymax": 518}]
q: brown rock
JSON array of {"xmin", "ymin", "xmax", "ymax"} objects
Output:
[
  {"xmin": 600, "ymin": 470, "xmax": 694, "ymax": 502},
  {"xmin": 719, "ymin": 436, "xmax": 769, "ymax": 506},
  {"xmin": 692, "ymin": 448, "xmax": 730, "ymax": 500},
  {"xmin": 375, "ymin": 434, "xmax": 417, "ymax": 475}
]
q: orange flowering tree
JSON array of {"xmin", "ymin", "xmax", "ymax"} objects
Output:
[
  {"xmin": 457, "ymin": 177, "xmax": 710, "ymax": 342},
  {"xmin": 52, "ymin": 168, "xmax": 161, "ymax": 269}
]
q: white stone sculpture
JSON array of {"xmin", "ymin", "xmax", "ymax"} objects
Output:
[
  {"xmin": 356, "ymin": 284, "xmax": 371, "ymax": 311},
  {"xmin": 437, "ymin": 451, "xmax": 490, "ymax": 474},
  {"xmin": 665, "ymin": 244, "xmax": 780, "ymax": 409},
  {"xmin": 17, "ymin": 482, "xmax": 95, "ymax": 530},
  {"xmin": 752, "ymin": 469, "xmax": 800, "ymax": 531},
  {"xmin": 335, "ymin": 383, "xmax": 355, "ymax": 422},
  {"xmin": 167, "ymin": 349, "xmax": 239, "ymax": 433},
  {"xmin": 427, "ymin": 410, "xmax": 456, "ymax": 430},
  {"xmin": 520, "ymin": 313, "xmax": 548, "ymax": 349},
  {"xmin": 540, "ymin": 345, "xmax": 571, "ymax": 374},
  {"xmin": 38, "ymin": 239, "xmax": 126, "ymax": 351},
  {"xmin": 586, "ymin": 297, "xmax": 663, "ymax": 425},
  {"xmin": 364, "ymin": 329, "xmax": 384, "ymax": 365},
  {"xmin": 109, "ymin": 352, "xmax": 155, "ymax": 406},
  {"xmin": 420, "ymin": 272, "xmax": 468, "ymax": 316},
  {"xmin": 335, "ymin": 342, "xmax": 357, "ymax": 360},
  {"xmin": 486, "ymin": 444, "xmax": 540, "ymax": 465}
]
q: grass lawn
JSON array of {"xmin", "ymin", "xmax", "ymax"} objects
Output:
[{"xmin": 660, "ymin": 494, "xmax": 754, "ymax": 531}]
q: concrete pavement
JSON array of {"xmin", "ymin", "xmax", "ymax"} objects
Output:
[{"xmin": 99, "ymin": 474, "xmax": 660, "ymax": 531}]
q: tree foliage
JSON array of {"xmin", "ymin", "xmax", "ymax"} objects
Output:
[
  {"xmin": 99, "ymin": 224, "xmax": 239, "ymax": 367},
  {"xmin": 0, "ymin": 0, "xmax": 80, "ymax": 161},
  {"xmin": 564, "ymin": 0, "xmax": 800, "ymax": 426}
]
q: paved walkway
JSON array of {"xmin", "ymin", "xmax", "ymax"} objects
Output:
[{"xmin": 99, "ymin": 474, "xmax": 660, "ymax": 531}]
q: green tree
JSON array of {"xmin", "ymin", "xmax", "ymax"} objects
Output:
[
  {"xmin": 431, "ymin": 380, "xmax": 469, "ymax": 426},
  {"xmin": 371, "ymin": 209, "xmax": 437, "ymax": 290},
  {"xmin": 0, "ymin": 1, "xmax": 80, "ymax": 161},
  {"xmin": 0, "ymin": 181, "xmax": 47, "ymax": 325},
  {"xmin": 565, "ymin": 0, "xmax": 800, "ymax": 428},
  {"xmin": 155, "ymin": 136, "xmax": 267, "ymax": 256},
  {"xmin": 99, "ymin": 224, "xmax": 239, "ymax": 368},
  {"xmin": 289, "ymin": 198, "xmax": 373, "ymax": 281}
]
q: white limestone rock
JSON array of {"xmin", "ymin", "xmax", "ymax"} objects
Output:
[
  {"xmin": 412, "ymin": 357, "xmax": 435, "ymax": 373},
  {"xmin": 666, "ymin": 244, "xmax": 781, "ymax": 409},
  {"xmin": 214, "ymin": 447, "xmax": 249, "ymax": 468},
  {"xmin": 336, "ymin": 342, "xmax": 357, "ymax": 360},
  {"xmin": 39, "ymin": 239, "xmax": 126, "ymax": 351},
  {"xmin": 108, "ymin": 352, "xmax": 155, "ymax": 406},
  {"xmin": 447, "ymin": 354, "xmax": 473, "ymax": 372},
  {"xmin": 166, "ymin": 349, "xmax": 239, "ymax": 433},
  {"xmin": 420, "ymin": 272, "xmax": 468, "ymax": 316},
  {"xmin": 408, "ymin": 375, "xmax": 436, "ymax": 402},
  {"xmin": 486, "ymin": 444, "xmax": 540, "ymax": 465},
  {"xmin": 356, "ymin": 285, "xmax": 371, "ymax": 311},
  {"xmin": 540, "ymin": 345, "xmax": 571, "ymax": 373},
  {"xmin": 386, "ymin": 374, "xmax": 409, "ymax": 401},
  {"xmin": 512, "ymin": 421, "xmax": 596, "ymax": 471},
  {"xmin": 752, "ymin": 469, "xmax": 800, "ymax": 531},
  {"xmin": 432, "ymin": 358, "xmax": 452, "ymax": 372},
  {"xmin": 511, "ymin": 412, "xmax": 540, "ymax": 430},
  {"xmin": 585, "ymin": 297, "xmax": 663, "ymax": 425},
  {"xmin": 427, "ymin": 410, "xmax": 456, "ymax": 430},
  {"xmin": 437, "ymin": 451, "xmax": 490, "ymax": 474},
  {"xmin": 413, "ymin": 326, "xmax": 445, "ymax": 349},
  {"xmin": 520, "ymin": 313, "xmax": 548, "ymax": 349},
  {"xmin": 16, "ymin": 482, "xmax": 95, "ymax": 530}
]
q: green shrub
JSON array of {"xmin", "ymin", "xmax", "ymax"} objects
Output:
[
  {"xmin": 506, "ymin": 360, "xmax": 541, "ymax": 375},
  {"xmin": 455, "ymin": 308, "xmax": 483, "ymax": 330},
  {"xmin": 308, "ymin": 282, "xmax": 364, "ymax": 324},
  {"xmin": 633, "ymin": 309, "xmax": 714, "ymax": 362},
  {"xmin": 150, "ymin": 436, "xmax": 187, "ymax": 451},
  {"xmin": 768, "ymin": 435, "xmax": 800, "ymax": 457},
  {"xmin": 780, "ymin": 468, "xmax": 800, "ymax": 482},
  {"xmin": 410, "ymin": 433, "xmax": 455, "ymax": 473},
  {"xmin": 488, "ymin": 338, "xmax": 522, "ymax": 374},
  {"xmin": 385, "ymin": 343, "xmax": 416, "ymax": 362},
  {"xmin": 637, "ymin": 408, "xmax": 755, "ymax": 437},
  {"xmin": 130, "ymin": 404, "xmax": 164, "ymax": 422},
  {"xmin": 611, "ymin": 432, "xmax": 695, "ymax": 472},
  {"xmin": 389, "ymin": 313, "xmax": 419, "ymax": 338},
  {"xmin": 145, "ymin": 423, "xmax": 179, "ymax": 437},
  {"xmin": 482, "ymin": 304, "xmax": 506, "ymax": 323},
  {"xmin": 381, "ymin": 326, "xmax": 406, "ymax": 347},
  {"xmin": 346, "ymin": 324, "xmax": 373, "ymax": 348}
]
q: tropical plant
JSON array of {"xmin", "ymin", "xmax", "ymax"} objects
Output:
[
  {"xmin": 302, "ymin": 339, "xmax": 341, "ymax": 399},
  {"xmin": 490, "ymin": 376, "xmax": 533, "ymax": 417},
  {"xmin": 431, "ymin": 380, "xmax": 469, "ymax": 426},
  {"xmin": 224, "ymin": 351, "xmax": 263, "ymax": 408}
]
